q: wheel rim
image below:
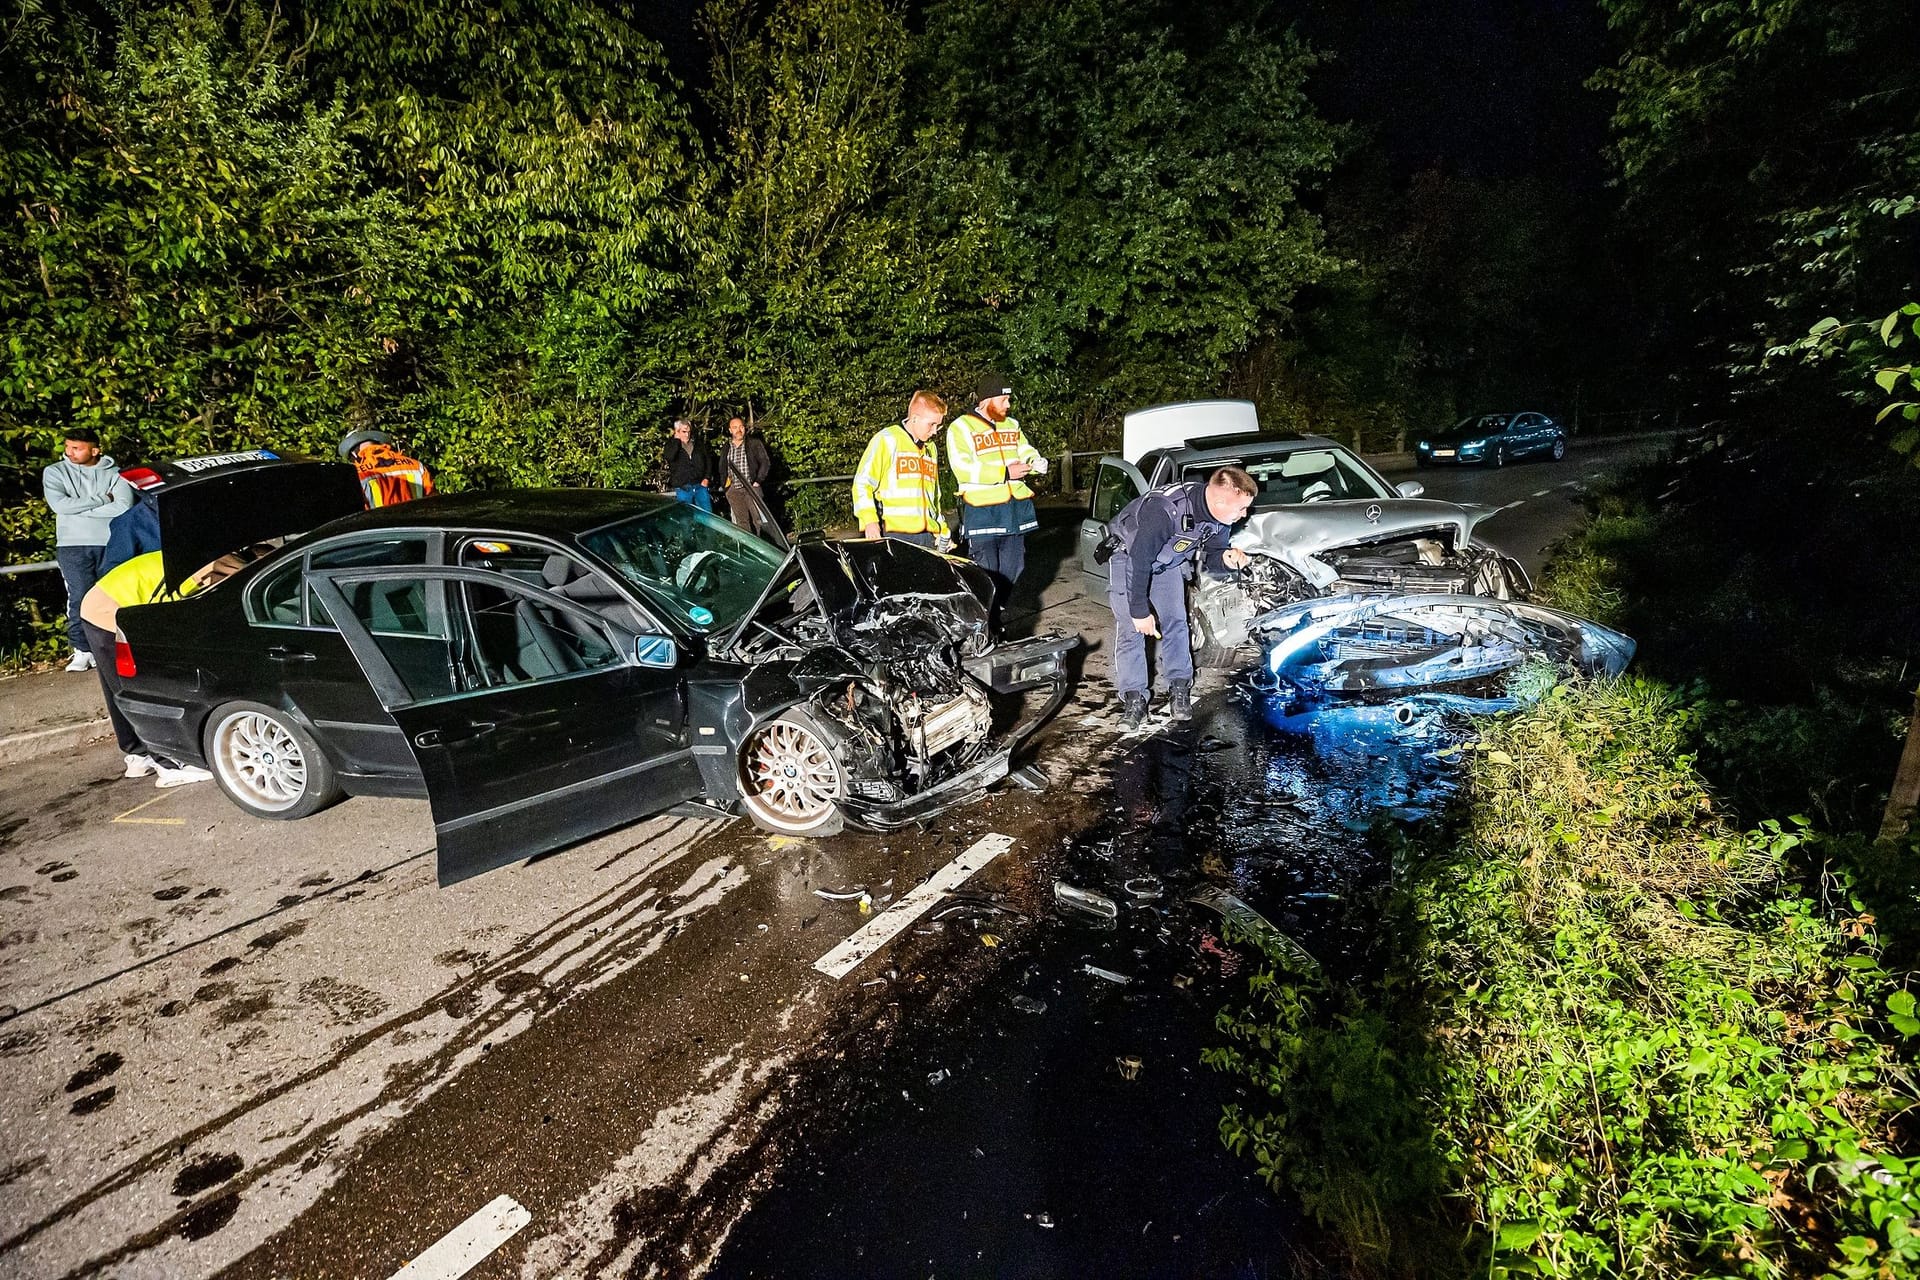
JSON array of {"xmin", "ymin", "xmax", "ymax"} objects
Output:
[
  {"xmin": 743, "ymin": 720, "xmax": 841, "ymax": 824},
  {"xmin": 213, "ymin": 711, "xmax": 309, "ymax": 812}
]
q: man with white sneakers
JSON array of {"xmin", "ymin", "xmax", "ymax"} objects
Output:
[
  {"xmin": 42, "ymin": 428, "xmax": 133, "ymax": 672},
  {"xmin": 78, "ymin": 549, "xmax": 233, "ymax": 787}
]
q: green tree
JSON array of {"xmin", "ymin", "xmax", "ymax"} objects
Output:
[
  {"xmin": 1591, "ymin": 0, "xmax": 1917, "ymax": 403},
  {"xmin": 298, "ymin": 0, "xmax": 706, "ymax": 488},
  {"xmin": 685, "ymin": 0, "xmax": 996, "ymax": 485},
  {"xmin": 1, "ymin": 2, "xmax": 432, "ymax": 462},
  {"xmin": 915, "ymin": 0, "xmax": 1342, "ymax": 439}
]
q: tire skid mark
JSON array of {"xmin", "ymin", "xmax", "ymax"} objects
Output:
[{"xmin": 7, "ymin": 817, "xmax": 740, "ymax": 1277}]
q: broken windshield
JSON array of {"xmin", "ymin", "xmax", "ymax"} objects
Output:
[{"xmin": 580, "ymin": 502, "xmax": 786, "ymax": 633}]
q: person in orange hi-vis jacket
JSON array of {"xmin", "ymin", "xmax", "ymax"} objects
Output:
[{"xmin": 338, "ymin": 429, "xmax": 435, "ymax": 509}]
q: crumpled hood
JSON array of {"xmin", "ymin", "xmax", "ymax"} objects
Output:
[
  {"xmin": 728, "ymin": 537, "xmax": 994, "ymax": 656},
  {"xmin": 1229, "ymin": 499, "xmax": 1493, "ymax": 582}
]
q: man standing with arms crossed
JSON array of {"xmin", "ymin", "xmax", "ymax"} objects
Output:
[
  {"xmin": 947, "ymin": 374, "xmax": 1046, "ymax": 594},
  {"xmin": 1101, "ymin": 466, "xmax": 1256, "ymax": 728},
  {"xmin": 852, "ymin": 391, "xmax": 951, "ymax": 549},
  {"xmin": 42, "ymin": 428, "xmax": 133, "ymax": 671}
]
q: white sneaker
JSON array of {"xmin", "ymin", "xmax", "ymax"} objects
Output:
[
  {"xmin": 123, "ymin": 754, "xmax": 158, "ymax": 778},
  {"xmin": 65, "ymin": 651, "xmax": 95, "ymax": 672},
  {"xmin": 154, "ymin": 764, "xmax": 213, "ymax": 789}
]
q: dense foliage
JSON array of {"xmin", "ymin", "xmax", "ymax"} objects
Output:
[
  {"xmin": 1209, "ymin": 675, "xmax": 1920, "ymax": 1279},
  {"xmin": 1591, "ymin": 0, "xmax": 1917, "ymax": 411}
]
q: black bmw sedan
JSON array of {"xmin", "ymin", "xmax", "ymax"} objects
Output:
[{"xmin": 113, "ymin": 456, "xmax": 1075, "ymax": 885}]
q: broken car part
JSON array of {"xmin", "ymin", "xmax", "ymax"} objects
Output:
[
  {"xmin": 1188, "ymin": 886, "xmax": 1320, "ymax": 975},
  {"xmin": 1250, "ymin": 592, "xmax": 1635, "ymax": 697}
]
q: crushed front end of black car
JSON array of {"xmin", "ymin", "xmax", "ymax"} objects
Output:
[{"xmin": 721, "ymin": 538, "xmax": 1077, "ymax": 834}]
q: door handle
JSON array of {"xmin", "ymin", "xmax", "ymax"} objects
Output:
[
  {"xmin": 266, "ymin": 646, "xmax": 317, "ymax": 663},
  {"xmin": 413, "ymin": 722, "xmax": 495, "ymax": 750}
]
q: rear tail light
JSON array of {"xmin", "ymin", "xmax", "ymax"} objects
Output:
[
  {"xmin": 119, "ymin": 466, "xmax": 163, "ymax": 490},
  {"xmin": 114, "ymin": 639, "xmax": 137, "ymax": 678}
]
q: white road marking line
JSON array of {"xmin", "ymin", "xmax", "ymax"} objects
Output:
[
  {"xmin": 386, "ymin": 1194, "xmax": 531, "ymax": 1280},
  {"xmin": 1531, "ymin": 488, "xmax": 1551, "ymax": 497},
  {"xmin": 813, "ymin": 833, "xmax": 1014, "ymax": 980},
  {"xmin": 1496, "ymin": 499, "xmax": 1526, "ymax": 512}
]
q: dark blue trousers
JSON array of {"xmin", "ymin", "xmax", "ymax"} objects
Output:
[
  {"xmin": 56, "ymin": 544, "xmax": 108, "ymax": 653},
  {"xmin": 1106, "ymin": 557, "xmax": 1193, "ymax": 697}
]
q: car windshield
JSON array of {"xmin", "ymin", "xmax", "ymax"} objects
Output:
[
  {"xmin": 580, "ymin": 503, "xmax": 787, "ymax": 634},
  {"xmin": 1438, "ymin": 414, "xmax": 1510, "ymax": 440},
  {"xmin": 1191, "ymin": 447, "xmax": 1392, "ymax": 507}
]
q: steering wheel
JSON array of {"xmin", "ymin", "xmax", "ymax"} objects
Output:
[
  {"xmin": 1300, "ymin": 479, "xmax": 1334, "ymax": 503},
  {"xmin": 673, "ymin": 549, "xmax": 725, "ymax": 599}
]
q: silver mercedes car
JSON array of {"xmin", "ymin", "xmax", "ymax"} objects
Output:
[{"xmin": 1077, "ymin": 401, "xmax": 1530, "ymax": 665}]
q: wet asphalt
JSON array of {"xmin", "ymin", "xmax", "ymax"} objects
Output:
[{"xmin": 708, "ymin": 680, "xmax": 1461, "ymax": 1279}]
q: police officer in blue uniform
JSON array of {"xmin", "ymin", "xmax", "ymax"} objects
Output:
[{"xmin": 1101, "ymin": 466, "xmax": 1257, "ymax": 727}]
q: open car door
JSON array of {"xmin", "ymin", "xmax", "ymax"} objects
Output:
[
  {"xmin": 308, "ymin": 566, "xmax": 702, "ymax": 885},
  {"xmin": 1077, "ymin": 457, "xmax": 1148, "ymax": 582}
]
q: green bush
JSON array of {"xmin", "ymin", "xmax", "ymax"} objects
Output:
[{"xmin": 1210, "ymin": 678, "xmax": 1920, "ymax": 1279}]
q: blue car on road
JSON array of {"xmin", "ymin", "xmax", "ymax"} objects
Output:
[{"xmin": 1416, "ymin": 412, "xmax": 1567, "ymax": 467}]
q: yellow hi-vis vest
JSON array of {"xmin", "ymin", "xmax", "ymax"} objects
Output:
[
  {"xmin": 851, "ymin": 423, "xmax": 949, "ymax": 536},
  {"xmin": 947, "ymin": 412, "xmax": 1043, "ymax": 507}
]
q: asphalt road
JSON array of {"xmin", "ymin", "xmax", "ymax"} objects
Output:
[{"xmin": 0, "ymin": 436, "xmax": 1662, "ymax": 1279}]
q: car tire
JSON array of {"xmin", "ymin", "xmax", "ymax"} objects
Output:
[
  {"xmin": 738, "ymin": 709, "xmax": 847, "ymax": 837},
  {"xmin": 1551, "ymin": 437, "xmax": 1566, "ymax": 461},
  {"xmin": 204, "ymin": 701, "xmax": 344, "ymax": 820}
]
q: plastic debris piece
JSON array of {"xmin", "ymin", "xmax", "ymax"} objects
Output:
[
  {"xmin": 1054, "ymin": 881, "xmax": 1119, "ymax": 927},
  {"xmin": 1122, "ymin": 876, "xmax": 1164, "ymax": 900},
  {"xmin": 1188, "ymin": 886, "xmax": 1320, "ymax": 974},
  {"xmin": 1116, "ymin": 1055, "xmax": 1143, "ymax": 1081},
  {"xmin": 1035, "ymin": 1212, "xmax": 1055, "ymax": 1229},
  {"xmin": 1171, "ymin": 973, "xmax": 1194, "ymax": 990},
  {"xmin": 928, "ymin": 1068, "xmax": 950, "ymax": 1086},
  {"xmin": 1082, "ymin": 963, "xmax": 1133, "ymax": 985},
  {"xmin": 1294, "ymin": 891, "xmax": 1340, "ymax": 901},
  {"xmin": 980, "ymin": 934, "xmax": 1001, "ymax": 948},
  {"xmin": 813, "ymin": 887, "xmax": 867, "ymax": 901},
  {"xmin": 1008, "ymin": 764, "xmax": 1048, "ymax": 791},
  {"xmin": 1009, "ymin": 994, "xmax": 1048, "ymax": 1015}
]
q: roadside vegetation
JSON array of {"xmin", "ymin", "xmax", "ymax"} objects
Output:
[{"xmin": 1208, "ymin": 431, "xmax": 1920, "ymax": 1277}]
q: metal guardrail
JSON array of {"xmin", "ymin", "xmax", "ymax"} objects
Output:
[
  {"xmin": 787, "ymin": 450, "xmax": 1096, "ymax": 492},
  {"xmin": 0, "ymin": 561, "xmax": 57, "ymax": 577}
]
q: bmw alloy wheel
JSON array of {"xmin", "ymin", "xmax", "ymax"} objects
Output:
[
  {"xmin": 212, "ymin": 710, "xmax": 310, "ymax": 813},
  {"xmin": 741, "ymin": 715, "xmax": 845, "ymax": 834}
]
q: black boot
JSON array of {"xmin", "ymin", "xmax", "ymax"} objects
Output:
[
  {"xmin": 1169, "ymin": 680, "xmax": 1193, "ymax": 721},
  {"xmin": 1121, "ymin": 692, "xmax": 1149, "ymax": 729}
]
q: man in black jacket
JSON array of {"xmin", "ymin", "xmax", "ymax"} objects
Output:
[
  {"xmin": 721, "ymin": 415, "xmax": 773, "ymax": 529},
  {"xmin": 664, "ymin": 418, "xmax": 715, "ymax": 512}
]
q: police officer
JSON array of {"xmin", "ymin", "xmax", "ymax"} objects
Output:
[
  {"xmin": 1103, "ymin": 466, "xmax": 1256, "ymax": 727},
  {"xmin": 947, "ymin": 374, "xmax": 1046, "ymax": 589},
  {"xmin": 852, "ymin": 390, "xmax": 952, "ymax": 548}
]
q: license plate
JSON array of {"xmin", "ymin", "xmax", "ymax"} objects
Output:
[{"xmin": 1432, "ymin": 449, "xmax": 1455, "ymax": 458}]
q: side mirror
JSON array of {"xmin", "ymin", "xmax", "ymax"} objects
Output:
[
  {"xmin": 1395, "ymin": 480, "xmax": 1426, "ymax": 498},
  {"xmin": 634, "ymin": 634, "xmax": 678, "ymax": 668}
]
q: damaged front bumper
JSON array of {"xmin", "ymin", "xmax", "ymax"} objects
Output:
[
  {"xmin": 1251, "ymin": 592, "xmax": 1634, "ymax": 694},
  {"xmin": 839, "ymin": 632, "xmax": 1079, "ymax": 829}
]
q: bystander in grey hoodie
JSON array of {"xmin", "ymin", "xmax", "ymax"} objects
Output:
[{"xmin": 42, "ymin": 455, "xmax": 133, "ymax": 547}]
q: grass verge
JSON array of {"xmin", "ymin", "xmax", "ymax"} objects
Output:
[{"xmin": 1209, "ymin": 675, "xmax": 1919, "ymax": 1277}]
